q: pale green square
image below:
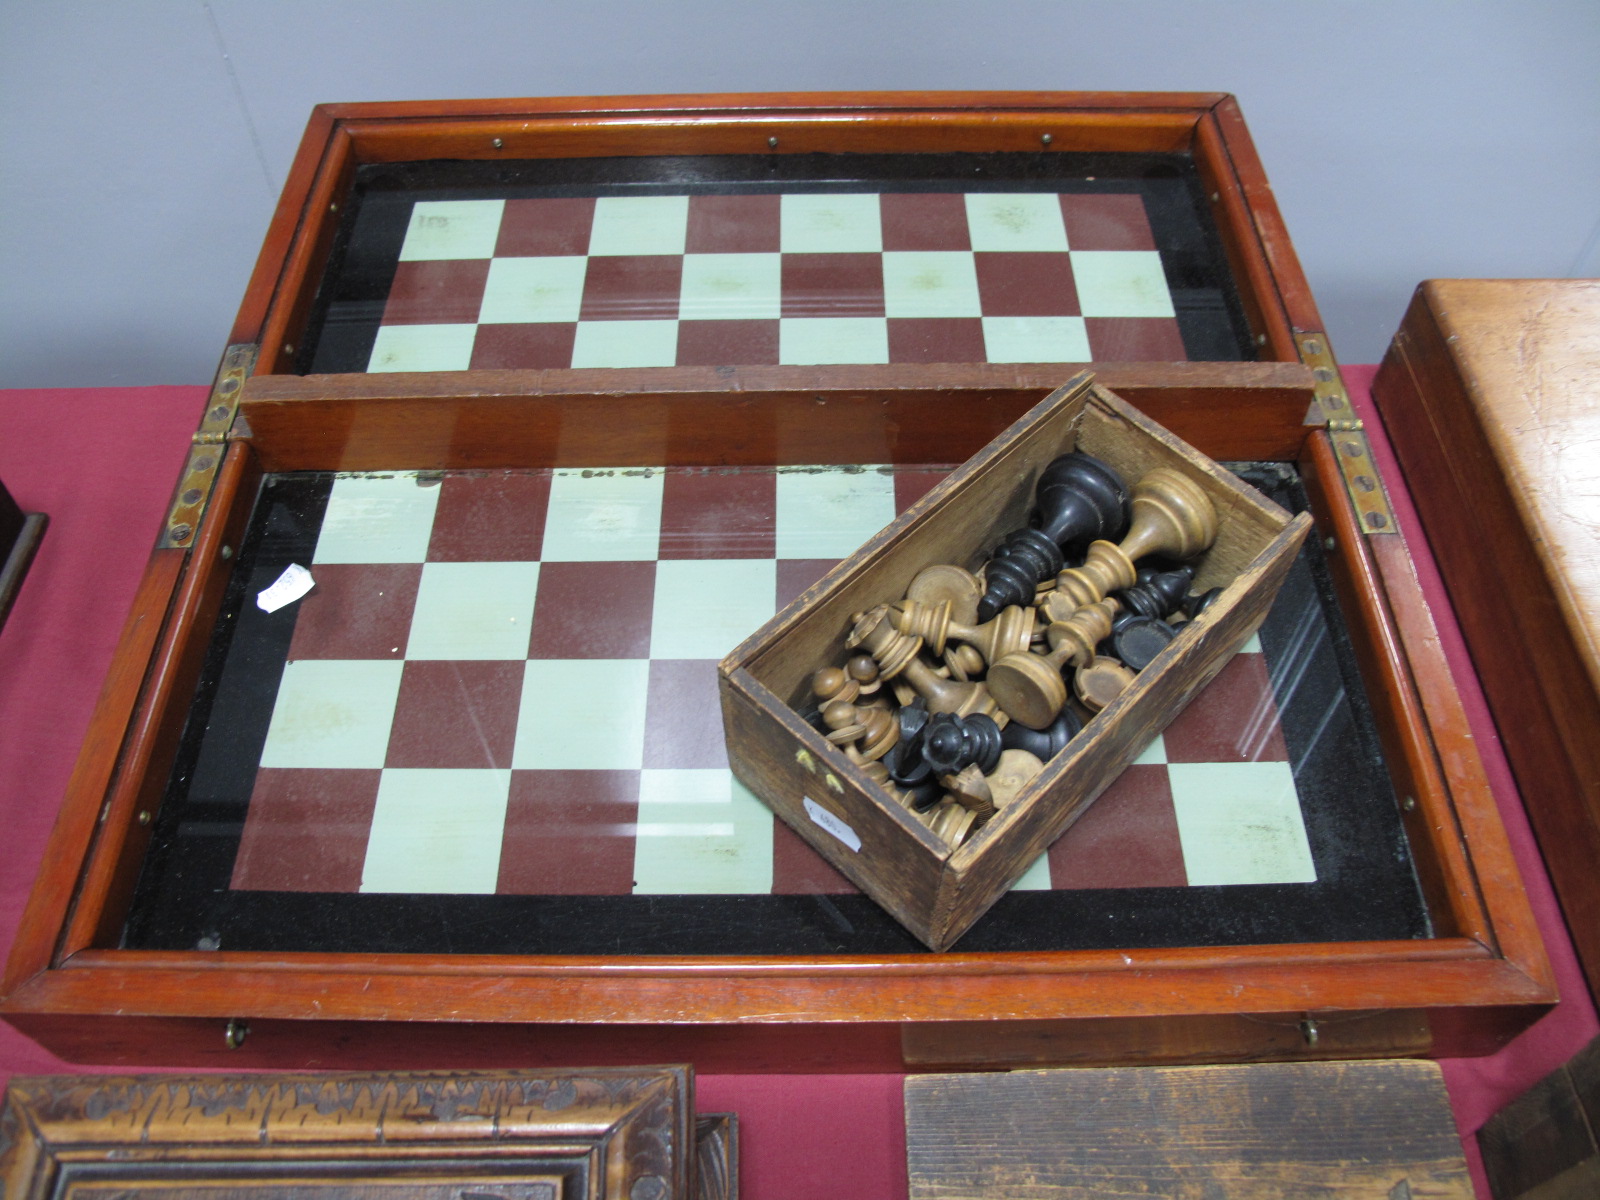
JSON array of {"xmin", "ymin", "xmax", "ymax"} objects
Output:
[
  {"xmin": 513, "ymin": 659, "xmax": 651, "ymax": 770},
  {"xmin": 778, "ymin": 317, "xmax": 889, "ymax": 365},
  {"xmin": 367, "ymin": 323, "xmax": 477, "ymax": 372},
  {"xmin": 397, "ymin": 199, "xmax": 505, "ymax": 261},
  {"xmin": 405, "ymin": 561, "xmax": 541, "ymax": 660},
  {"xmin": 260, "ymin": 659, "xmax": 405, "ymax": 769},
  {"xmin": 981, "ymin": 316, "xmax": 1091, "ymax": 364},
  {"xmin": 588, "ymin": 195, "xmax": 689, "ymax": 255},
  {"xmin": 780, "ymin": 194, "xmax": 882, "ymax": 253},
  {"xmin": 539, "ymin": 469, "xmax": 664, "ymax": 562},
  {"xmin": 680, "ymin": 253, "xmax": 783, "ymax": 320},
  {"xmin": 1132, "ymin": 733, "xmax": 1167, "ymax": 766},
  {"xmin": 360, "ymin": 768, "xmax": 510, "ymax": 893},
  {"xmin": 964, "ymin": 193, "xmax": 1068, "ymax": 252},
  {"xmin": 882, "ymin": 251, "xmax": 982, "ymax": 318},
  {"xmin": 1169, "ymin": 761, "xmax": 1316, "ymax": 886},
  {"xmin": 314, "ymin": 473, "xmax": 441, "ymax": 564},
  {"xmin": 571, "ymin": 319, "xmax": 680, "ymax": 368},
  {"xmin": 632, "ymin": 769, "xmax": 774, "ymax": 894},
  {"xmin": 650, "ymin": 559, "xmax": 777, "ymax": 659},
  {"xmin": 1010, "ymin": 851, "xmax": 1054, "ymax": 891},
  {"xmin": 478, "ymin": 256, "xmax": 588, "ymax": 323},
  {"xmin": 1071, "ymin": 250, "xmax": 1177, "ymax": 317},
  {"xmin": 775, "ymin": 465, "xmax": 896, "ymax": 559}
]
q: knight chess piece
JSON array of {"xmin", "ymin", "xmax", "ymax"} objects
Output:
[
  {"xmin": 1049, "ymin": 467, "xmax": 1219, "ymax": 612},
  {"xmin": 987, "ymin": 748, "xmax": 1046, "ymax": 808},
  {"xmin": 987, "ymin": 598, "xmax": 1118, "ymax": 729},
  {"xmin": 976, "ymin": 452, "xmax": 1130, "ymax": 622}
]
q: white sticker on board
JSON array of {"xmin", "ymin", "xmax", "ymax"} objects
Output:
[
  {"xmin": 804, "ymin": 797, "xmax": 861, "ymax": 853},
  {"xmin": 257, "ymin": 563, "xmax": 315, "ymax": 613}
]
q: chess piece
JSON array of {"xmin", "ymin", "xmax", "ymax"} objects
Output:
[
  {"xmin": 920, "ymin": 800, "xmax": 977, "ymax": 848},
  {"xmin": 1110, "ymin": 615, "xmax": 1177, "ymax": 672},
  {"xmin": 920, "ymin": 711, "xmax": 1004, "ymax": 778},
  {"xmin": 1183, "ymin": 586, "xmax": 1224, "ymax": 619},
  {"xmin": 1000, "ymin": 706, "xmax": 1082, "ymax": 760},
  {"xmin": 1074, "ymin": 656, "xmax": 1137, "ymax": 711},
  {"xmin": 904, "ymin": 563, "xmax": 984, "ymax": 627},
  {"xmin": 940, "ymin": 764, "xmax": 996, "ymax": 821},
  {"xmin": 846, "ymin": 606, "xmax": 999, "ymax": 718},
  {"xmin": 1049, "ymin": 468, "xmax": 1219, "ymax": 612},
  {"xmin": 987, "ymin": 748, "xmax": 1046, "ymax": 808},
  {"xmin": 812, "ymin": 665, "xmax": 859, "ymax": 707},
  {"xmin": 976, "ymin": 452, "xmax": 1130, "ymax": 622},
  {"xmin": 1116, "ymin": 564, "xmax": 1196, "ymax": 622},
  {"xmin": 891, "ymin": 599, "xmax": 1036, "ymax": 669},
  {"xmin": 846, "ymin": 653, "xmax": 884, "ymax": 698},
  {"xmin": 987, "ymin": 598, "xmax": 1117, "ymax": 729},
  {"xmin": 821, "ymin": 700, "xmax": 898, "ymax": 762}
]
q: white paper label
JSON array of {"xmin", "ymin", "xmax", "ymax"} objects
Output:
[
  {"xmin": 803, "ymin": 797, "xmax": 861, "ymax": 853},
  {"xmin": 257, "ymin": 563, "xmax": 315, "ymax": 613}
]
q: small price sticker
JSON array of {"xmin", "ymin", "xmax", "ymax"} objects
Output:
[
  {"xmin": 803, "ymin": 797, "xmax": 861, "ymax": 853},
  {"xmin": 257, "ymin": 563, "xmax": 315, "ymax": 613}
]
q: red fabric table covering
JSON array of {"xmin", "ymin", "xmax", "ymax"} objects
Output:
[{"xmin": 1, "ymin": 371, "xmax": 1592, "ymax": 1199}]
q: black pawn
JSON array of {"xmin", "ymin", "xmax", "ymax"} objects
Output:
[
  {"xmin": 977, "ymin": 452, "xmax": 1130, "ymax": 621},
  {"xmin": 999, "ymin": 706, "xmax": 1082, "ymax": 761},
  {"xmin": 921, "ymin": 712, "xmax": 1004, "ymax": 778},
  {"xmin": 1115, "ymin": 564, "xmax": 1195, "ymax": 623}
]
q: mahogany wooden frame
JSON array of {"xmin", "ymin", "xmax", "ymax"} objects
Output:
[{"xmin": 0, "ymin": 93, "xmax": 1553, "ymax": 1072}]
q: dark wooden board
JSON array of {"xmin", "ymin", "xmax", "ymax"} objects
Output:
[
  {"xmin": 906, "ymin": 1060, "xmax": 1471, "ymax": 1199},
  {"xmin": 1479, "ymin": 1035, "xmax": 1600, "ymax": 1200}
]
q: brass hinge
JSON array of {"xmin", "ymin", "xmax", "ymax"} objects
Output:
[
  {"xmin": 1296, "ymin": 331, "xmax": 1397, "ymax": 536},
  {"xmin": 158, "ymin": 343, "xmax": 257, "ymax": 549}
]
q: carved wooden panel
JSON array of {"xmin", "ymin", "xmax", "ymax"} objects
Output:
[{"xmin": 0, "ymin": 1069, "xmax": 733, "ymax": 1200}]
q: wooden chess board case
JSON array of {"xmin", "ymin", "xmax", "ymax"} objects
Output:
[{"xmin": 0, "ymin": 94, "xmax": 1553, "ymax": 1071}]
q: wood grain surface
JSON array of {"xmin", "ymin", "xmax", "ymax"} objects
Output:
[
  {"xmin": 1480, "ymin": 1035, "xmax": 1600, "ymax": 1200},
  {"xmin": 906, "ymin": 1060, "xmax": 1472, "ymax": 1199},
  {"xmin": 1374, "ymin": 279, "xmax": 1600, "ymax": 1003}
]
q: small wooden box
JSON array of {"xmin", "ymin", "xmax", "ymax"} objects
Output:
[{"xmin": 722, "ymin": 374, "xmax": 1312, "ymax": 950}]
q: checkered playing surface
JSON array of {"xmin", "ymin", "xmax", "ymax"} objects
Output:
[
  {"xmin": 229, "ymin": 468, "xmax": 1315, "ymax": 898},
  {"xmin": 364, "ymin": 193, "xmax": 1187, "ymax": 372}
]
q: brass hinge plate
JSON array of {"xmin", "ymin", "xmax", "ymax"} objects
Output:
[
  {"xmin": 159, "ymin": 343, "xmax": 257, "ymax": 549},
  {"xmin": 1296, "ymin": 331, "xmax": 1397, "ymax": 537}
]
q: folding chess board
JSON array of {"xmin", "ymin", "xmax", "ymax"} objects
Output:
[
  {"xmin": 220, "ymin": 465, "xmax": 1313, "ymax": 901},
  {"xmin": 346, "ymin": 192, "xmax": 1190, "ymax": 373}
]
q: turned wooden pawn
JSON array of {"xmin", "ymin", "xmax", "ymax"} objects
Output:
[
  {"xmin": 821, "ymin": 699, "xmax": 899, "ymax": 762},
  {"xmin": 987, "ymin": 598, "xmax": 1118, "ymax": 729},
  {"xmin": 1049, "ymin": 468, "xmax": 1218, "ymax": 612},
  {"xmin": 846, "ymin": 606, "xmax": 999, "ymax": 719},
  {"xmin": 891, "ymin": 598, "xmax": 1036, "ymax": 669}
]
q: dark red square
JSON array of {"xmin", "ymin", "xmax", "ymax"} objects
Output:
[
  {"xmin": 497, "ymin": 770, "xmax": 639, "ymax": 894},
  {"xmin": 385, "ymin": 660, "xmax": 523, "ymax": 769},
  {"xmin": 687, "ymin": 194, "xmax": 782, "ymax": 253},
  {"xmin": 426, "ymin": 471, "xmax": 551, "ymax": 562},
  {"xmin": 1061, "ymin": 194, "xmax": 1157, "ymax": 251},
  {"xmin": 676, "ymin": 319, "xmax": 781, "ymax": 367},
  {"xmin": 470, "ymin": 323, "xmax": 577, "ymax": 370},
  {"xmin": 893, "ymin": 468, "xmax": 950, "ymax": 515},
  {"xmin": 495, "ymin": 197, "xmax": 596, "ymax": 257},
  {"xmin": 579, "ymin": 256, "xmax": 684, "ymax": 321},
  {"xmin": 286, "ymin": 564, "xmax": 421, "ymax": 661},
  {"xmin": 1085, "ymin": 317, "xmax": 1187, "ymax": 361},
  {"xmin": 659, "ymin": 471, "xmax": 775, "ymax": 559},
  {"xmin": 880, "ymin": 194, "xmax": 971, "ymax": 251},
  {"xmin": 974, "ymin": 252, "xmax": 1080, "ymax": 316},
  {"xmin": 1162, "ymin": 651, "xmax": 1290, "ymax": 763},
  {"xmin": 231, "ymin": 768, "xmax": 380, "ymax": 892},
  {"xmin": 886, "ymin": 317, "xmax": 988, "ymax": 364},
  {"xmin": 781, "ymin": 254, "xmax": 885, "ymax": 317},
  {"xmin": 527, "ymin": 561, "xmax": 657, "ymax": 659},
  {"xmin": 1046, "ymin": 764, "xmax": 1187, "ymax": 888},
  {"xmin": 643, "ymin": 659, "xmax": 727, "ymax": 769},
  {"xmin": 382, "ymin": 260, "xmax": 491, "ymax": 325},
  {"xmin": 776, "ymin": 559, "xmax": 838, "ymax": 609},
  {"xmin": 772, "ymin": 817, "xmax": 860, "ymax": 894}
]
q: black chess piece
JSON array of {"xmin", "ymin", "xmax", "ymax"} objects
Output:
[
  {"xmin": 976, "ymin": 452, "xmax": 1129, "ymax": 622},
  {"xmin": 1111, "ymin": 615, "xmax": 1177, "ymax": 671},
  {"xmin": 999, "ymin": 706, "xmax": 1082, "ymax": 761},
  {"xmin": 1115, "ymin": 564, "xmax": 1195, "ymax": 623},
  {"xmin": 1183, "ymin": 586, "xmax": 1224, "ymax": 618},
  {"xmin": 920, "ymin": 711, "xmax": 1004, "ymax": 778}
]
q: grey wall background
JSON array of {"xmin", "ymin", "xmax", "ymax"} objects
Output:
[{"xmin": 2, "ymin": 0, "xmax": 1597, "ymax": 387}]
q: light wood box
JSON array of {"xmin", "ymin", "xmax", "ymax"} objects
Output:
[{"xmin": 723, "ymin": 374, "xmax": 1310, "ymax": 950}]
